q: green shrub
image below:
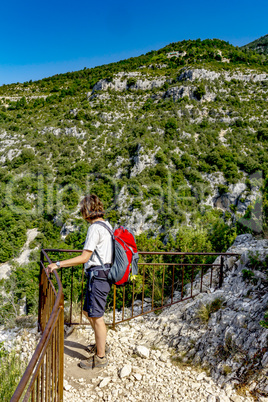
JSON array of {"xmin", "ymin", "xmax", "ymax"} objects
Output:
[
  {"xmin": 218, "ymin": 184, "xmax": 229, "ymax": 195},
  {"xmin": 165, "ymin": 118, "xmax": 178, "ymax": 130},
  {"xmin": 223, "ymin": 365, "xmax": 232, "ymax": 376},
  {"xmin": 242, "ymin": 269, "xmax": 255, "ymax": 281},
  {"xmin": 0, "ymin": 343, "xmax": 26, "ymax": 401},
  {"xmin": 248, "ymin": 252, "xmax": 268, "ymax": 273},
  {"xmin": 127, "ymin": 77, "xmax": 137, "ymax": 87},
  {"xmin": 257, "ymin": 128, "xmax": 268, "ymax": 141},
  {"xmin": 0, "ymin": 209, "xmax": 28, "ymax": 263},
  {"xmin": 197, "ymin": 297, "xmax": 224, "ymax": 323},
  {"xmin": 208, "ymin": 219, "xmax": 237, "ymax": 253},
  {"xmin": 260, "ymin": 311, "xmax": 268, "ymax": 329},
  {"xmin": 155, "ymin": 150, "xmax": 167, "ymax": 164},
  {"xmin": 142, "ymin": 99, "xmax": 153, "ymax": 111},
  {"xmin": 132, "ymin": 198, "xmax": 143, "ymax": 210},
  {"xmin": 194, "ymin": 83, "xmax": 206, "ymax": 100}
]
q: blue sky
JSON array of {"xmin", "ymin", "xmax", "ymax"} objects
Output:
[{"xmin": 0, "ymin": 0, "xmax": 267, "ymax": 86}]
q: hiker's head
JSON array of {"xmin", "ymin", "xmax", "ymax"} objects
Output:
[{"xmin": 80, "ymin": 194, "xmax": 105, "ymax": 222}]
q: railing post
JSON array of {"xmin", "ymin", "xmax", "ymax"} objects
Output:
[
  {"xmin": 38, "ymin": 250, "xmax": 44, "ymax": 332},
  {"xmin": 58, "ymin": 294, "xmax": 64, "ymax": 402},
  {"xmin": 219, "ymin": 256, "xmax": 224, "ymax": 288},
  {"xmin": 70, "ymin": 266, "xmax": 74, "ymax": 324}
]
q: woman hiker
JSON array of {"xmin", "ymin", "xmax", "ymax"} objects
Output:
[{"xmin": 47, "ymin": 194, "xmax": 113, "ymax": 370}]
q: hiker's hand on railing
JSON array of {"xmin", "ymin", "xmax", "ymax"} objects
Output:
[{"xmin": 46, "ymin": 263, "xmax": 58, "ymax": 274}]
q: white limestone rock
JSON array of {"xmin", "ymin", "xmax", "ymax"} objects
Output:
[
  {"xmin": 135, "ymin": 345, "xmax": 150, "ymax": 359},
  {"xmin": 0, "ymin": 263, "xmax": 11, "ymax": 280},
  {"xmin": 91, "ymin": 74, "xmax": 166, "ymax": 93},
  {"xmin": 130, "ymin": 144, "xmax": 158, "ymax": 177},
  {"xmin": 133, "ymin": 373, "xmax": 142, "ymax": 381},
  {"xmin": 262, "ymin": 352, "xmax": 268, "ymax": 368},
  {"xmin": 98, "ymin": 377, "xmax": 111, "ymax": 388},
  {"xmin": 119, "ymin": 365, "xmax": 132, "ymax": 378},
  {"xmin": 63, "ymin": 380, "xmax": 72, "ymax": 391},
  {"xmin": 159, "ymin": 351, "xmax": 170, "ymax": 362},
  {"xmin": 178, "ymin": 68, "xmax": 268, "ymax": 83}
]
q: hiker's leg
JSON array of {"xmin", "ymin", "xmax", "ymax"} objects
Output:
[
  {"xmin": 91, "ymin": 316, "xmax": 106, "ymax": 357},
  {"xmin": 83, "ymin": 275, "xmax": 110, "ymax": 358},
  {"xmin": 83, "ymin": 310, "xmax": 95, "ymax": 330}
]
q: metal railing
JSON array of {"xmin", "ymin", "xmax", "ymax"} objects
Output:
[
  {"xmin": 40, "ymin": 249, "xmax": 239, "ymax": 329},
  {"xmin": 11, "ymin": 250, "xmax": 64, "ymax": 402},
  {"xmin": 11, "ymin": 248, "xmax": 239, "ymax": 401}
]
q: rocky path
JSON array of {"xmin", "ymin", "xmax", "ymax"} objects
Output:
[{"xmin": 63, "ymin": 316, "xmax": 255, "ymax": 402}]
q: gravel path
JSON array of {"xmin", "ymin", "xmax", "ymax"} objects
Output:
[{"xmin": 63, "ymin": 316, "xmax": 257, "ymax": 402}]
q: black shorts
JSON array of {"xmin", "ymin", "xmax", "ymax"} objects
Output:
[{"xmin": 83, "ymin": 267, "xmax": 111, "ymax": 318}]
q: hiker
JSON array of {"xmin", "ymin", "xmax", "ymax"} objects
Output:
[{"xmin": 47, "ymin": 194, "xmax": 113, "ymax": 370}]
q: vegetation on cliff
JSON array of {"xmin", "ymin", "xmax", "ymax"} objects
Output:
[
  {"xmin": 0, "ymin": 38, "xmax": 267, "ymax": 320},
  {"xmin": 241, "ymin": 34, "xmax": 268, "ymax": 55}
]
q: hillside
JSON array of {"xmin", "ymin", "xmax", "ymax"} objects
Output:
[
  {"xmin": 0, "ymin": 38, "xmax": 268, "ymax": 318},
  {"xmin": 242, "ymin": 34, "xmax": 268, "ymax": 55}
]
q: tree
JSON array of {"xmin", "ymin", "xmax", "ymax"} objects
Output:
[
  {"xmin": 127, "ymin": 77, "xmax": 137, "ymax": 88},
  {"xmin": 194, "ymin": 83, "xmax": 206, "ymax": 100}
]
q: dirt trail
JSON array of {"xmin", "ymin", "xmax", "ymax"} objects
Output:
[{"xmin": 64, "ymin": 329, "xmax": 105, "ymax": 388}]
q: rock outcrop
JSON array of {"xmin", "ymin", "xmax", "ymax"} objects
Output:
[
  {"xmin": 178, "ymin": 68, "xmax": 268, "ymax": 82},
  {"xmin": 144, "ymin": 234, "xmax": 268, "ymax": 397},
  {"xmin": 91, "ymin": 77, "xmax": 166, "ymax": 95},
  {"xmin": 130, "ymin": 144, "xmax": 158, "ymax": 177}
]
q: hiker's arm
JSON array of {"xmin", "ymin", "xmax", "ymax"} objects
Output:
[{"xmin": 47, "ymin": 250, "xmax": 92, "ymax": 273}]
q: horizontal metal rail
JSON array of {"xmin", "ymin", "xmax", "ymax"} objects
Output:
[
  {"xmin": 42, "ymin": 249, "xmax": 239, "ymax": 329},
  {"xmin": 43, "ymin": 249, "xmax": 238, "ymax": 256}
]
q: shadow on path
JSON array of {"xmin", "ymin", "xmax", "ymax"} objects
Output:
[
  {"xmin": 64, "ymin": 340, "xmax": 87, "ymax": 360},
  {"xmin": 64, "ymin": 329, "xmax": 105, "ymax": 383}
]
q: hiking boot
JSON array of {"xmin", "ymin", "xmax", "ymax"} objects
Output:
[
  {"xmin": 79, "ymin": 354, "xmax": 108, "ymax": 370},
  {"xmin": 85, "ymin": 343, "xmax": 111, "ymax": 356}
]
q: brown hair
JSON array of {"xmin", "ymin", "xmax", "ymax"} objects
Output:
[{"xmin": 80, "ymin": 194, "xmax": 105, "ymax": 221}]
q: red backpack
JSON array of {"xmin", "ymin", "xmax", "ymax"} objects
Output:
[{"xmin": 92, "ymin": 222, "xmax": 139, "ymax": 285}]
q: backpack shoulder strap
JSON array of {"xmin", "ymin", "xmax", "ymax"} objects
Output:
[
  {"xmin": 94, "ymin": 249, "xmax": 107, "ymax": 270},
  {"xmin": 90, "ymin": 221, "xmax": 114, "ymax": 269},
  {"xmin": 92, "ymin": 221, "xmax": 114, "ymax": 237}
]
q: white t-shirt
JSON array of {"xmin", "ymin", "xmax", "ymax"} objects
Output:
[{"xmin": 83, "ymin": 220, "xmax": 113, "ymax": 270}]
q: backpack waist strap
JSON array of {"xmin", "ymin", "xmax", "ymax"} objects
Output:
[{"xmin": 86, "ymin": 264, "xmax": 111, "ymax": 291}]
